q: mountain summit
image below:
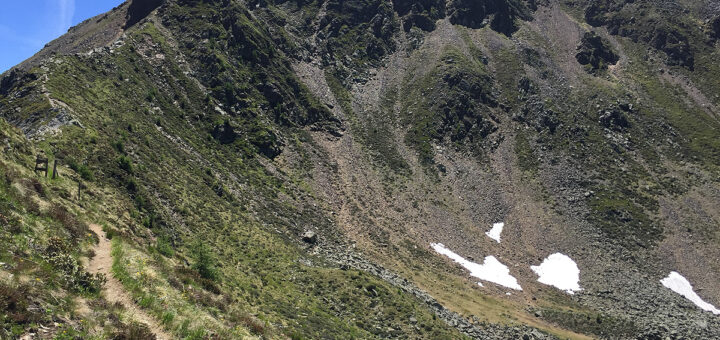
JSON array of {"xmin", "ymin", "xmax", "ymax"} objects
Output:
[{"xmin": 1, "ymin": 0, "xmax": 720, "ymax": 338}]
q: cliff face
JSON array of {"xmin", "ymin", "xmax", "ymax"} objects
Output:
[{"xmin": 1, "ymin": 0, "xmax": 720, "ymax": 339}]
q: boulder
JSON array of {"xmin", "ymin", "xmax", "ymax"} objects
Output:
[
  {"xmin": 599, "ymin": 109, "xmax": 630, "ymax": 130},
  {"xmin": 302, "ymin": 230, "xmax": 317, "ymax": 244},
  {"xmin": 711, "ymin": 16, "xmax": 720, "ymax": 39}
]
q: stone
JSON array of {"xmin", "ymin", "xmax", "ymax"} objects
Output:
[{"xmin": 302, "ymin": 230, "xmax": 317, "ymax": 244}]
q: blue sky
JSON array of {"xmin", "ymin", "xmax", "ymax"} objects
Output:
[{"xmin": 1, "ymin": 0, "xmax": 124, "ymax": 73}]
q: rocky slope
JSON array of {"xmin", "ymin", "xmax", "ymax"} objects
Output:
[{"xmin": 1, "ymin": 0, "xmax": 720, "ymax": 338}]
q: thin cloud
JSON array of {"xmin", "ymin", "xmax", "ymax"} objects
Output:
[{"xmin": 57, "ymin": 0, "xmax": 76, "ymax": 35}]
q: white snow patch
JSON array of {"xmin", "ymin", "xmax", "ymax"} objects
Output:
[
  {"xmin": 531, "ymin": 253, "xmax": 582, "ymax": 294},
  {"xmin": 661, "ymin": 271, "xmax": 720, "ymax": 315},
  {"xmin": 485, "ymin": 222, "xmax": 504, "ymax": 243},
  {"xmin": 431, "ymin": 243, "xmax": 522, "ymax": 290}
]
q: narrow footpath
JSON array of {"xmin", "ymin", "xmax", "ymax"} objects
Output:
[{"xmin": 88, "ymin": 223, "xmax": 172, "ymax": 340}]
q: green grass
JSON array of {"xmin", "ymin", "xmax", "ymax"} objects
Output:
[{"xmin": 531, "ymin": 306, "xmax": 638, "ymax": 338}]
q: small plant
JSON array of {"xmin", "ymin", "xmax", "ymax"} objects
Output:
[
  {"xmin": 161, "ymin": 311, "xmax": 175, "ymax": 325},
  {"xmin": 68, "ymin": 160, "xmax": 94, "ymax": 181},
  {"xmin": 0, "ymin": 209, "xmax": 22, "ymax": 233},
  {"xmin": 102, "ymin": 224, "xmax": 117, "ymax": 240},
  {"xmin": 125, "ymin": 177, "xmax": 138, "ymax": 193},
  {"xmin": 112, "ymin": 140, "xmax": 125, "ymax": 154},
  {"xmin": 29, "ymin": 178, "xmax": 45, "ymax": 197},
  {"xmin": 239, "ymin": 314, "xmax": 266, "ymax": 335},
  {"xmin": 145, "ymin": 88, "xmax": 157, "ymax": 102},
  {"xmin": 155, "ymin": 236, "xmax": 174, "ymax": 257},
  {"xmin": 43, "ymin": 237, "xmax": 106, "ymax": 293},
  {"xmin": 117, "ymin": 155, "xmax": 133, "ymax": 174}
]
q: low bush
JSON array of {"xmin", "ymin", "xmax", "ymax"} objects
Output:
[
  {"xmin": 189, "ymin": 240, "xmax": 218, "ymax": 281},
  {"xmin": 239, "ymin": 314, "xmax": 266, "ymax": 335},
  {"xmin": 175, "ymin": 266, "xmax": 221, "ymax": 294},
  {"xmin": 43, "ymin": 237, "xmax": 106, "ymax": 293},
  {"xmin": 117, "ymin": 155, "xmax": 133, "ymax": 174},
  {"xmin": 111, "ymin": 322, "xmax": 157, "ymax": 340},
  {"xmin": 0, "ymin": 282, "xmax": 41, "ymax": 325},
  {"xmin": 67, "ymin": 159, "xmax": 94, "ymax": 181},
  {"xmin": 155, "ymin": 237, "xmax": 174, "ymax": 257},
  {"xmin": 48, "ymin": 204, "xmax": 87, "ymax": 240}
]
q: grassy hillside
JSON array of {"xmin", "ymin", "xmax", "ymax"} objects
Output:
[{"xmin": 2, "ymin": 0, "xmax": 720, "ymax": 339}]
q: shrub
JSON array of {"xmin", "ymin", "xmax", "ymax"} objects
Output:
[
  {"xmin": 112, "ymin": 140, "xmax": 125, "ymax": 154},
  {"xmin": 16, "ymin": 192, "xmax": 41, "ymax": 216},
  {"xmin": 190, "ymin": 240, "xmax": 219, "ymax": 281},
  {"xmin": 30, "ymin": 178, "xmax": 45, "ymax": 197},
  {"xmin": 43, "ymin": 237, "xmax": 106, "ymax": 293},
  {"xmin": 175, "ymin": 266, "xmax": 221, "ymax": 294},
  {"xmin": 125, "ymin": 177, "xmax": 138, "ymax": 193},
  {"xmin": 68, "ymin": 160, "xmax": 94, "ymax": 181},
  {"xmin": 111, "ymin": 322, "xmax": 157, "ymax": 340},
  {"xmin": 161, "ymin": 311, "xmax": 175, "ymax": 325},
  {"xmin": 145, "ymin": 88, "xmax": 157, "ymax": 102},
  {"xmin": 48, "ymin": 204, "xmax": 87, "ymax": 240},
  {"xmin": 189, "ymin": 289, "xmax": 225, "ymax": 311},
  {"xmin": 234, "ymin": 314, "xmax": 266, "ymax": 335},
  {"xmin": 117, "ymin": 156, "xmax": 133, "ymax": 174},
  {"xmin": 156, "ymin": 237, "xmax": 174, "ymax": 257},
  {"xmin": 103, "ymin": 224, "xmax": 117, "ymax": 240},
  {"xmin": 0, "ymin": 282, "xmax": 40, "ymax": 325},
  {"xmin": 1, "ymin": 163, "xmax": 21, "ymax": 185},
  {"xmin": 0, "ymin": 205, "xmax": 22, "ymax": 234}
]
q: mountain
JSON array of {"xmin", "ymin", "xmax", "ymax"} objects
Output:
[{"xmin": 2, "ymin": 0, "xmax": 720, "ymax": 338}]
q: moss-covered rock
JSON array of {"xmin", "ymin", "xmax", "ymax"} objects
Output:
[
  {"xmin": 447, "ymin": 0, "xmax": 532, "ymax": 35},
  {"xmin": 575, "ymin": 31, "xmax": 619, "ymax": 74},
  {"xmin": 392, "ymin": 0, "xmax": 446, "ymax": 31},
  {"xmin": 581, "ymin": 0, "xmax": 696, "ymax": 68}
]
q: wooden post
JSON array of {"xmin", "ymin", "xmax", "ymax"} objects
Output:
[
  {"xmin": 52, "ymin": 160, "xmax": 58, "ymax": 179},
  {"xmin": 34, "ymin": 156, "xmax": 49, "ymax": 177},
  {"xmin": 78, "ymin": 181, "xmax": 82, "ymax": 201}
]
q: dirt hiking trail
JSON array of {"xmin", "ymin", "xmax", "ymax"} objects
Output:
[{"xmin": 88, "ymin": 223, "xmax": 172, "ymax": 340}]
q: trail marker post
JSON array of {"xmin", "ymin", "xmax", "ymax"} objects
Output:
[{"xmin": 34, "ymin": 156, "xmax": 49, "ymax": 177}]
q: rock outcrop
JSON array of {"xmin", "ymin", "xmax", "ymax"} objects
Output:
[
  {"xmin": 125, "ymin": 0, "xmax": 165, "ymax": 29},
  {"xmin": 447, "ymin": 0, "xmax": 532, "ymax": 35},
  {"xmin": 575, "ymin": 31, "xmax": 619, "ymax": 73}
]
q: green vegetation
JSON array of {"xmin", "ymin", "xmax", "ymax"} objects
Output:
[
  {"xmin": 189, "ymin": 239, "xmax": 219, "ymax": 281},
  {"xmin": 514, "ymin": 131, "xmax": 539, "ymax": 174},
  {"xmin": 400, "ymin": 46, "xmax": 497, "ymax": 169}
]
